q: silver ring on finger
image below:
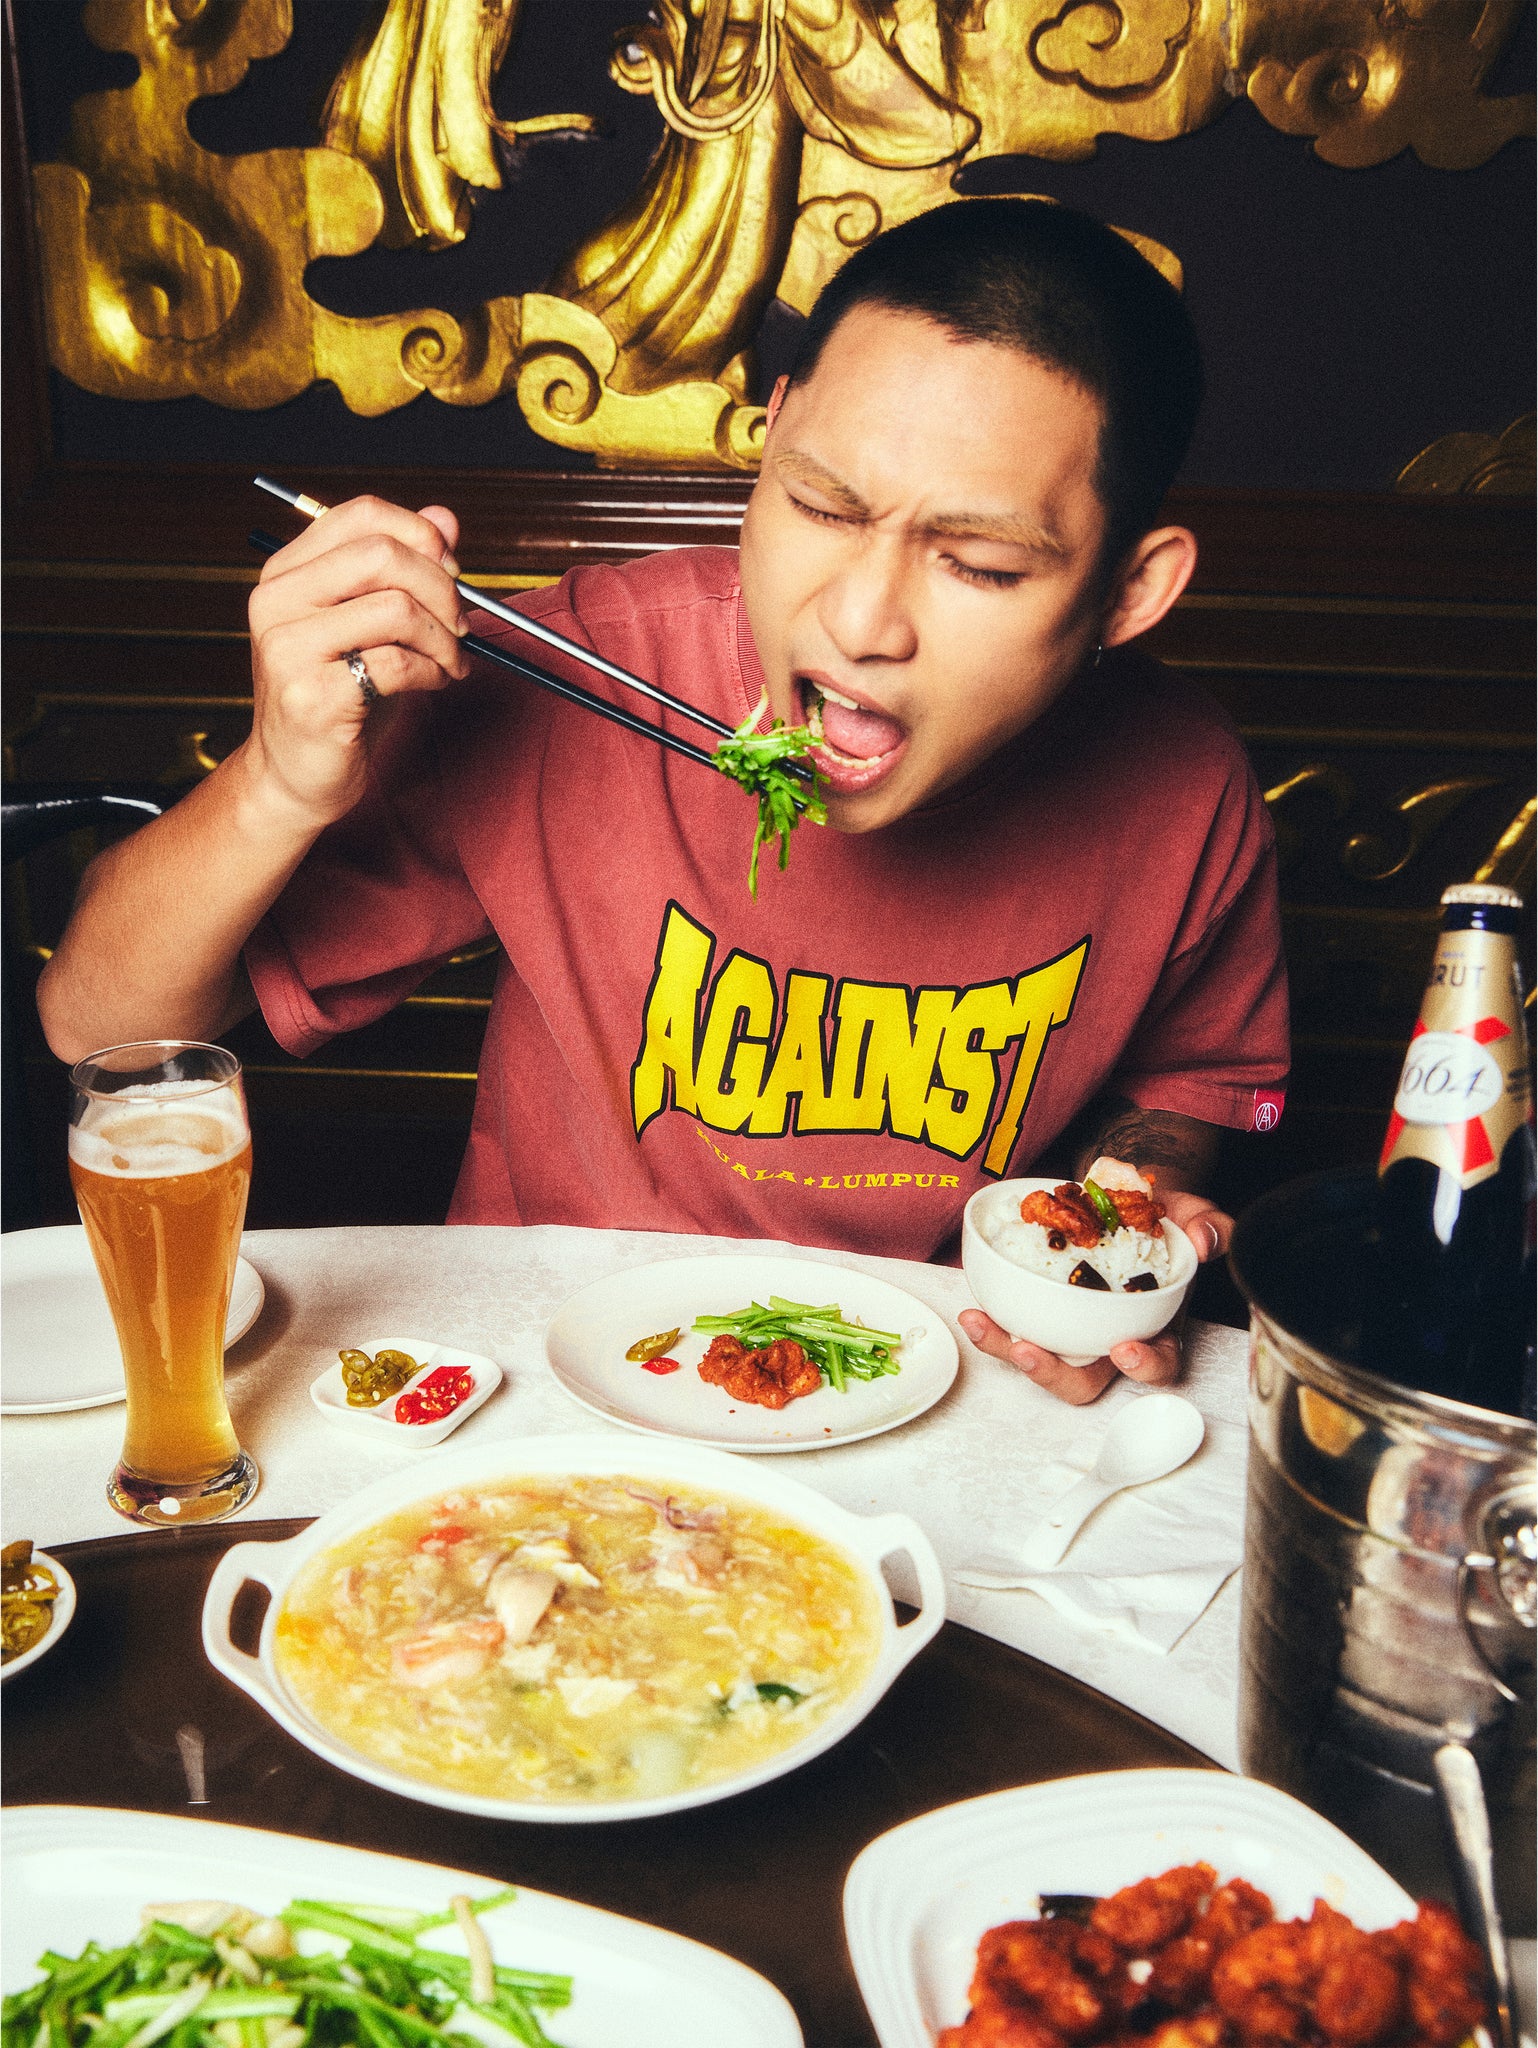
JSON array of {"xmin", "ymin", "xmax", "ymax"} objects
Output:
[{"xmin": 344, "ymin": 650, "xmax": 380, "ymax": 708}]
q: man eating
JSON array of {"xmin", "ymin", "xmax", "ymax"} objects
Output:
[{"xmin": 38, "ymin": 200, "xmax": 1289, "ymax": 1405}]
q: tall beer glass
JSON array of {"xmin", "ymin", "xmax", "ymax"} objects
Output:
[{"xmin": 69, "ymin": 1042, "xmax": 258, "ymax": 1525}]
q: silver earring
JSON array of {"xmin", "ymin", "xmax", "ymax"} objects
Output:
[{"xmin": 1092, "ymin": 643, "xmax": 1103, "ymax": 670}]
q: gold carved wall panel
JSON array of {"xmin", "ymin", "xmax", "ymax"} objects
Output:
[{"xmin": 29, "ymin": 0, "xmax": 1536, "ymax": 469}]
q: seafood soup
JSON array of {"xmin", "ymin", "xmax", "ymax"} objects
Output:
[{"xmin": 273, "ymin": 1475, "xmax": 884, "ymax": 1804}]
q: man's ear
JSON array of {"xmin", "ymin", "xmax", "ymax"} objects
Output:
[
  {"xmin": 1100, "ymin": 526, "xmax": 1198, "ymax": 648},
  {"xmin": 764, "ymin": 375, "xmax": 790, "ymax": 435}
]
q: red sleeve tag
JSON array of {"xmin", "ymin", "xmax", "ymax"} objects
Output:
[{"xmin": 1252, "ymin": 1089, "xmax": 1286, "ymax": 1132}]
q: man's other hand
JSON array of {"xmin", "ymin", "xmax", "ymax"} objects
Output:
[{"xmin": 956, "ymin": 1190, "xmax": 1233, "ymax": 1405}]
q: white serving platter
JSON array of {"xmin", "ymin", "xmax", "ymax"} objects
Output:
[
  {"xmin": 202, "ymin": 1433, "xmax": 944, "ymax": 1825},
  {"xmin": 310, "ymin": 1334, "xmax": 502, "ymax": 1447},
  {"xmin": 843, "ymin": 1767, "xmax": 1417, "ymax": 2048},
  {"xmin": 543, "ymin": 1254, "xmax": 958, "ymax": 1451},
  {"xmin": 1, "ymin": 1224, "xmax": 264, "ymax": 1414},
  {"xmin": 1, "ymin": 1807, "xmax": 802, "ymax": 2048}
]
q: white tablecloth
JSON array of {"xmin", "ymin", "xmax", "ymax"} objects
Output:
[{"xmin": 1, "ymin": 1225, "xmax": 1252, "ymax": 1767}]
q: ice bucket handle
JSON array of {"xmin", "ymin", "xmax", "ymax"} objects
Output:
[{"xmin": 1457, "ymin": 1482, "xmax": 1537, "ymax": 1706}]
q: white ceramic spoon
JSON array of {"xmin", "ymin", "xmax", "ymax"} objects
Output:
[{"xmin": 958, "ymin": 1393, "xmax": 1206, "ymax": 1580}]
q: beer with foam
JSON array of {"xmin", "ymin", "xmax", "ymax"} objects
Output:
[{"xmin": 69, "ymin": 1046, "xmax": 258, "ymax": 1524}]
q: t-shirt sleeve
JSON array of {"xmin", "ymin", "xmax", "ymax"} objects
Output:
[
  {"xmin": 1108, "ymin": 761, "xmax": 1291, "ymax": 1133},
  {"xmin": 244, "ymin": 697, "xmax": 492, "ymax": 1057}
]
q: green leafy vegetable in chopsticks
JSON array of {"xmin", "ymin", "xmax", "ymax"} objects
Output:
[
  {"xmin": 1, "ymin": 1888, "xmax": 572, "ymax": 2048},
  {"xmin": 711, "ymin": 691, "xmax": 827, "ymax": 898},
  {"xmin": 693, "ymin": 1294, "xmax": 903, "ymax": 1393}
]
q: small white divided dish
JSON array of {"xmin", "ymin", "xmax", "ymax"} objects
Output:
[
  {"xmin": 544, "ymin": 1253, "xmax": 958, "ymax": 1451},
  {"xmin": 1, "ymin": 1224, "xmax": 264, "ymax": 1414},
  {"xmin": 0, "ymin": 1552, "xmax": 77, "ymax": 1683},
  {"xmin": 2, "ymin": 1807, "xmax": 802, "ymax": 2048},
  {"xmin": 310, "ymin": 1335, "xmax": 502, "ymax": 1447},
  {"xmin": 962, "ymin": 1180, "xmax": 1198, "ymax": 1367},
  {"xmin": 202, "ymin": 1431, "xmax": 944, "ymax": 1825},
  {"xmin": 843, "ymin": 1767, "xmax": 1415, "ymax": 2048}
]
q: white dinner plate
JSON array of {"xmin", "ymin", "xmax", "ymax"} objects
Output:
[
  {"xmin": 1, "ymin": 1808, "xmax": 801, "ymax": 2048},
  {"xmin": 543, "ymin": 1254, "xmax": 959, "ymax": 1451},
  {"xmin": 842, "ymin": 1768, "xmax": 1416, "ymax": 2048},
  {"xmin": 0, "ymin": 1224, "xmax": 265, "ymax": 1414}
]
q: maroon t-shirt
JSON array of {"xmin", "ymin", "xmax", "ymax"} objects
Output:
[{"xmin": 246, "ymin": 547, "xmax": 1289, "ymax": 1257}]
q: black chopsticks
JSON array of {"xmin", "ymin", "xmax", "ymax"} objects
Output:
[
  {"xmin": 253, "ymin": 476, "xmax": 744, "ymax": 736},
  {"xmin": 246, "ymin": 531, "xmax": 720, "ymax": 774}
]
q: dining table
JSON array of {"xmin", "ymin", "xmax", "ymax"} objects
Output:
[{"xmin": 2, "ymin": 1221, "xmax": 1256, "ymax": 2046}]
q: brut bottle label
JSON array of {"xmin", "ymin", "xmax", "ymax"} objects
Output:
[{"xmin": 1380, "ymin": 929, "xmax": 1530, "ymax": 1188}]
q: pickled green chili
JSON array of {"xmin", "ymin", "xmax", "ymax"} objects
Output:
[
  {"xmin": 624, "ymin": 1327, "xmax": 682, "ymax": 1364},
  {"xmin": 1, "ymin": 1540, "xmax": 59, "ymax": 1663},
  {"xmin": 1081, "ymin": 1179, "xmax": 1121, "ymax": 1235},
  {"xmin": 340, "ymin": 1348, "xmax": 418, "ymax": 1408}
]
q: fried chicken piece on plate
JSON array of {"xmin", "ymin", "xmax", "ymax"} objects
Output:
[
  {"xmin": 1204, "ymin": 1879, "xmax": 1275, "ymax": 1949},
  {"xmin": 939, "ymin": 2009, "xmax": 1062, "ymax": 2048},
  {"xmin": 1392, "ymin": 1899, "xmax": 1488, "ymax": 2047},
  {"xmin": 1019, "ymin": 1183, "xmax": 1104, "ymax": 1248},
  {"xmin": 1209, "ymin": 1900, "xmax": 1414, "ymax": 2048},
  {"xmin": 1091, "ymin": 1862, "xmax": 1217, "ymax": 1955},
  {"xmin": 1134, "ymin": 2018, "xmax": 1231, "ymax": 2048},
  {"xmin": 964, "ymin": 1918, "xmax": 1135, "ymax": 2041},
  {"xmin": 1147, "ymin": 1879, "xmax": 1277, "ymax": 2013},
  {"xmin": 698, "ymin": 1332, "xmax": 820, "ymax": 1409},
  {"xmin": 1306, "ymin": 1904, "xmax": 1406, "ymax": 2046}
]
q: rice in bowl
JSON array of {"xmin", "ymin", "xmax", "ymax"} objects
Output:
[{"xmin": 976, "ymin": 1157, "xmax": 1174, "ymax": 1294}]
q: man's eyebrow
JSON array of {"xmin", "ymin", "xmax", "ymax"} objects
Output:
[
  {"xmin": 774, "ymin": 449, "xmax": 869, "ymax": 516},
  {"xmin": 923, "ymin": 510, "xmax": 1068, "ymax": 558},
  {"xmin": 778, "ymin": 450, "xmax": 1066, "ymax": 556}
]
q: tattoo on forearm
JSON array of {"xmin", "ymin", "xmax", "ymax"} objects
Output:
[{"xmin": 1073, "ymin": 1097, "xmax": 1218, "ymax": 1194}]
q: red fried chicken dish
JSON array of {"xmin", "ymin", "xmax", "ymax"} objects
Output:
[
  {"xmin": 1107, "ymin": 1187, "xmax": 1165, "ymax": 1235},
  {"xmin": 1019, "ymin": 1184, "xmax": 1104, "ymax": 1249},
  {"xmin": 698, "ymin": 1332, "xmax": 821, "ymax": 1409},
  {"xmin": 938, "ymin": 1867, "xmax": 1486, "ymax": 2048}
]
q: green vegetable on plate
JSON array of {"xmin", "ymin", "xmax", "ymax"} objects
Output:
[{"xmin": 1, "ymin": 1888, "xmax": 571, "ymax": 2048}]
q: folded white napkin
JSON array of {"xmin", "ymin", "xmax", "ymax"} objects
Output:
[{"xmin": 955, "ymin": 1413, "xmax": 1246, "ymax": 1654}]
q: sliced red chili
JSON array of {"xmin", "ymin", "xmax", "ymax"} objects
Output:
[
  {"xmin": 641, "ymin": 1356, "xmax": 682, "ymax": 1375},
  {"xmin": 397, "ymin": 1367, "xmax": 475, "ymax": 1425}
]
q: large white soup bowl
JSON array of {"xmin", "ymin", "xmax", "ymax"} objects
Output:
[
  {"xmin": 962, "ymin": 1178, "xmax": 1198, "ymax": 1368},
  {"xmin": 203, "ymin": 1432, "xmax": 944, "ymax": 1824}
]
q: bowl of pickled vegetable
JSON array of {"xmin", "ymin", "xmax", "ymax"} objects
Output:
[{"xmin": 1, "ymin": 1540, "xmax": 75, "ymax": 1680}]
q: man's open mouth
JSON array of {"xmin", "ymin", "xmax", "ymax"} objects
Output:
[{"xmin": 798, "ymin": 676, "xmax": 908, "ymax": 792}]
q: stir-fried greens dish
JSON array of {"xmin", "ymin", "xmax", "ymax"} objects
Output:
[
  {"xmin": 1, "ymin": 1540, "xmax": 61, "ymax": 1664},
  {"xmin": 693, "ymin": 1296, "xmax": 903, "ymax": 1397},
  {"xmin": 710, "ymin": 692, "xmax": 827, "ymax": 897},
  {"xmin": 1, "ymin": 1889, "xmax": 571, "ymax": 2048}
]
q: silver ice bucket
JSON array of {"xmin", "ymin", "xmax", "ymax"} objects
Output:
[{"xmin": 1230, "ymin": 1169, "xmax": 1535, "ymax": 1929}]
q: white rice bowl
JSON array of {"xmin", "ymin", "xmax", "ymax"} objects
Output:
[{"xmin": 961, "ymin": 1180, "xmax": 1199, "ymax": 1368}]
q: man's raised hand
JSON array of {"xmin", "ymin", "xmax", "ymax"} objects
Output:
[{"xmin": 244, "ymin": 496, "xmax": 471, "ymax": 831}]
